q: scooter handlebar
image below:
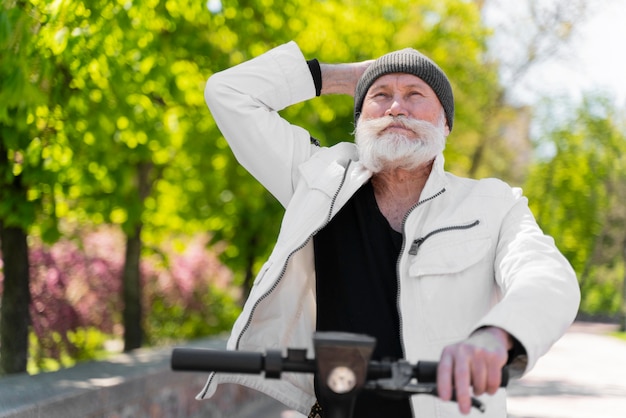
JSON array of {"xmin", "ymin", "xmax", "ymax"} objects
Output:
[{"xmin": 171, "ymin": 347, "xmax": 508, "ymax": 387}]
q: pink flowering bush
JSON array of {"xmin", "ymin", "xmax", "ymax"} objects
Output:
[
  {"xmin": 1, "ymin": 227, "xmax": 240, "ymax": 372},
  {"xmin": 28, "ymin": 231, "xmax": 123, "ymax": 368},
  {"xmin": 142, "ymin": 234, "xmax": 241, "ymax": 345}
]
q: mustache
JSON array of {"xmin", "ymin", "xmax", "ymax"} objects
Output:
[{"xmin": 356, "ymin": 116, "xmax": 439, "ymax": 136}]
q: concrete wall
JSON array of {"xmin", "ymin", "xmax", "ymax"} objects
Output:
[{"xmin": 0, "ymin": 338, "xmax": 287, "ymax": 418}]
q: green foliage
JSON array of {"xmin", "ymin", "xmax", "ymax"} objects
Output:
[
  {"xmin": 142, "ymin": 233, "xmax": 242, "ymax": 344},
  {"xmin": 0, "ymin": 1, "xmax": 63, "ymax": 238},
  {"xmin": 28, "ymin": 327, "xmax": 113, "ymax": 374},
  {"xmin": 525, "ymin": 95, "xmax": 626, "ymax": 315},
  {"xmin": 145, "ymin": 285, "xmax": 240, "ymax": 345},
  {"xmin": 579, "ymin": 262, "xmax": 624, "ymax": 314}
]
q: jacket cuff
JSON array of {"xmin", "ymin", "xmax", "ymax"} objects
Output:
[{"xmin": 307, "ymin": 59, "xmax": 322, "ymax": 96}]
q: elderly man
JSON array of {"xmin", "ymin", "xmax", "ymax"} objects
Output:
[{"xmin": 198, "ymin": 42, "xmax": 580, "ymax": 417}]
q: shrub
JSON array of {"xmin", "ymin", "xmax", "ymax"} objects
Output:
[
  {"xmin": 142, "ymin": 234, "xmax": 240, "ymax": 345},
  {"xmin": 1, "ymin": 226, "xmax": 240, "ymax": 373}
]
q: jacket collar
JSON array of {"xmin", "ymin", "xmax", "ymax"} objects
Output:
[
  {"xmin": 420, "ymin": 153, "xmax": 449, "ymax": 199},
  {"xmin": 299, "ymin": 144, "xmax": 448, "ymax": 203}
]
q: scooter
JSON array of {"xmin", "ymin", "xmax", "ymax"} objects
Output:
[{"xmin": 171, "ymin": 331, "xmax": 509, "ymax": 418}]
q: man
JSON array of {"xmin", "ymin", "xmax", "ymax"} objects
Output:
[{"xmin": 198, "ymin": 41, "xmax": 580, "ymax": 417}]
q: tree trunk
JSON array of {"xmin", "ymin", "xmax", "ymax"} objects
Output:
[
  {"xmin": 122, "ymin": 162, "xmax": 152, "ymax": 352},
  {"xmin": 0, "ymin": 222, "xmax": 31, "ymax": 375},
  {"xmin": 122, "ymin": 224, "xmax": 143, "ymax": 351}
]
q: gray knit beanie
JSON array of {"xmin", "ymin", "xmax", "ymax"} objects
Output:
[{"xmin": 354, "ymin": 48, "xmax": 454, "ymax": 131}]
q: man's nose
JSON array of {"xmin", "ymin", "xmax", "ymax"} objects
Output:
[{"xmin": 384, "ymin": 97, "xmax": 408, "ymax": 117}]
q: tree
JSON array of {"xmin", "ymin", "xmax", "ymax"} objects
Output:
[
  {"xmin": 524, "ymin": 95, "xmax": 626, "ymax": 328},
  {"xmin": 0, "ymin": 0, "xmax": 68, "ymax": 375},
  {"xmin": 39, "ymin": 0, "xmax": 217, "ymax": 351},
  {"xmin": 468, "ymin": 0, "xmax": 593, "ymax": 183},
  {"xmin": 1, "ymin": 0, "xmax": 240, "ymax": 362}
]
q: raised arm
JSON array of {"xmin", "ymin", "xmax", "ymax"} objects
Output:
[
  {"xmin": 205, "ymin": 42, "xmax": 318, "ymax": 207},
  {"xmin": 205, "ymin": 42, "xmax": 373, "ymax": 206}
]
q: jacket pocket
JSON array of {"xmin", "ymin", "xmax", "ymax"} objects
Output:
[
  {"xmin": 405, "ymin": 220, "xmax": 495, "ymax": 343},
  {"xmin": 408, "ymin": 219, "xmax": 491, "ymax": 277}
]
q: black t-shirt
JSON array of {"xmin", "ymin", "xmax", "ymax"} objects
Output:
[{"xmin": 313, "ymin": 180, "xmax": 412, "ymax": 417}]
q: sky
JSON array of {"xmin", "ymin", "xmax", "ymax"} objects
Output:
[
  {"xmin": 484, "ymin": 0, "xmax": 626, "ymax": 109},
  {"xmin": 575, "ymin": 1, "xmax": 626, "ymax": 100}
]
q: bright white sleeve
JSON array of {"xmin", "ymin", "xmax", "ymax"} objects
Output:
[{"xmin": 205, "ymin": 41, "xmax": 319, "ymax": 207}]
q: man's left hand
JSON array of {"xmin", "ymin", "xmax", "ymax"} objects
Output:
[{"xmin": 436, "ymin": 326, "xmax": 512, "ymax": 415}]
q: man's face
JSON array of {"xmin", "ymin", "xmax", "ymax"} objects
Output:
[
  {"xmin": 355, "ymin": 73, "xmax": 449, "ymax": 173},
  {"xmin": 360, "ymin": 73, "xmax": 449, "ymax": 135}
]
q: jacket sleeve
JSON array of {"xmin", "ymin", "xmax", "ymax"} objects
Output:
[
  {"xmin": 478, "ymin": 187, "xmax": 580, "ymax": 375},
  {"xmin": 205, "ymin": 41, "xmax": 319, "ymax": 207}
]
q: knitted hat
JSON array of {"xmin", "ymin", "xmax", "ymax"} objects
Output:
[{"xmin": 354, "ymin": 48, "xmax": 454, "ymax": 131}]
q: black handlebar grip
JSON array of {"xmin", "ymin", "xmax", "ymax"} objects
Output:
[
  {"xmin": 413, "ymin": 361, "xmax": 438, "ymax": 382},
  {"xmin": 171, "ymin": 348, "xmax": 264, "ymax": 374},
  {"xmin": 500, "ymin": 365, "xmax": 509, "ymax": 387},
  {"xmin": 414, "ymin": 361, "xmax": 509, "ymax": 387}
]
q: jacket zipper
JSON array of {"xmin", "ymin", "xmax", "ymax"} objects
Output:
[
  {"xmin": 200, "ymin": 161, "xmax": 354, "ymax": 398},
  {"xmin": 233, "ymin": 160, "xmax": 353, "ymax": 349},
  {"xmin": 395, "ymin": 188, "xmax": 446, "ymax": 355},
  {"xmin": 408, "ymin": 219, "xmax": 481, "ymax": 255}
]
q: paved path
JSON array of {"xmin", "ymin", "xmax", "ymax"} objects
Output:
[
  {"xmin": 507, "ymin": 322, "xmax": 626, "ymax": 418},
  {"xmin": 242, "ymin": 322, "xmax": 626, "ymax": 418}
]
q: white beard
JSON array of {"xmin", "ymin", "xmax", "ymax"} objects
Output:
[{"xmin": 354, "ymin": 115, "xmax": 447, "ymax": 173}]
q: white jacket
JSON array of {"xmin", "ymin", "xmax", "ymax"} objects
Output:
[{"xmin": 198, "ymin": 42, "xmax": 580, "ymax": 418}]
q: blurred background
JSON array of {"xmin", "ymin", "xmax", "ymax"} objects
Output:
[{"xmin": 1, "ymin": 0, "xmax": 625, "ymax": 378}]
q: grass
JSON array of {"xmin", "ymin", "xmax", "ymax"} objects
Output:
[{"xmin": 611, "ymin": 331, "xmax": 626, "ymax": 341}]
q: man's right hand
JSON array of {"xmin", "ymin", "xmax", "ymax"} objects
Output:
[{"xmin": 320, "ymin": 61, "xmax": 373, "ymax": 96}]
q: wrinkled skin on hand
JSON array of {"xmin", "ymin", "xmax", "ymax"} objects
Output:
[{"xmin": 437, "ymin": 327, "xmax": 512, "ymax": 415}]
